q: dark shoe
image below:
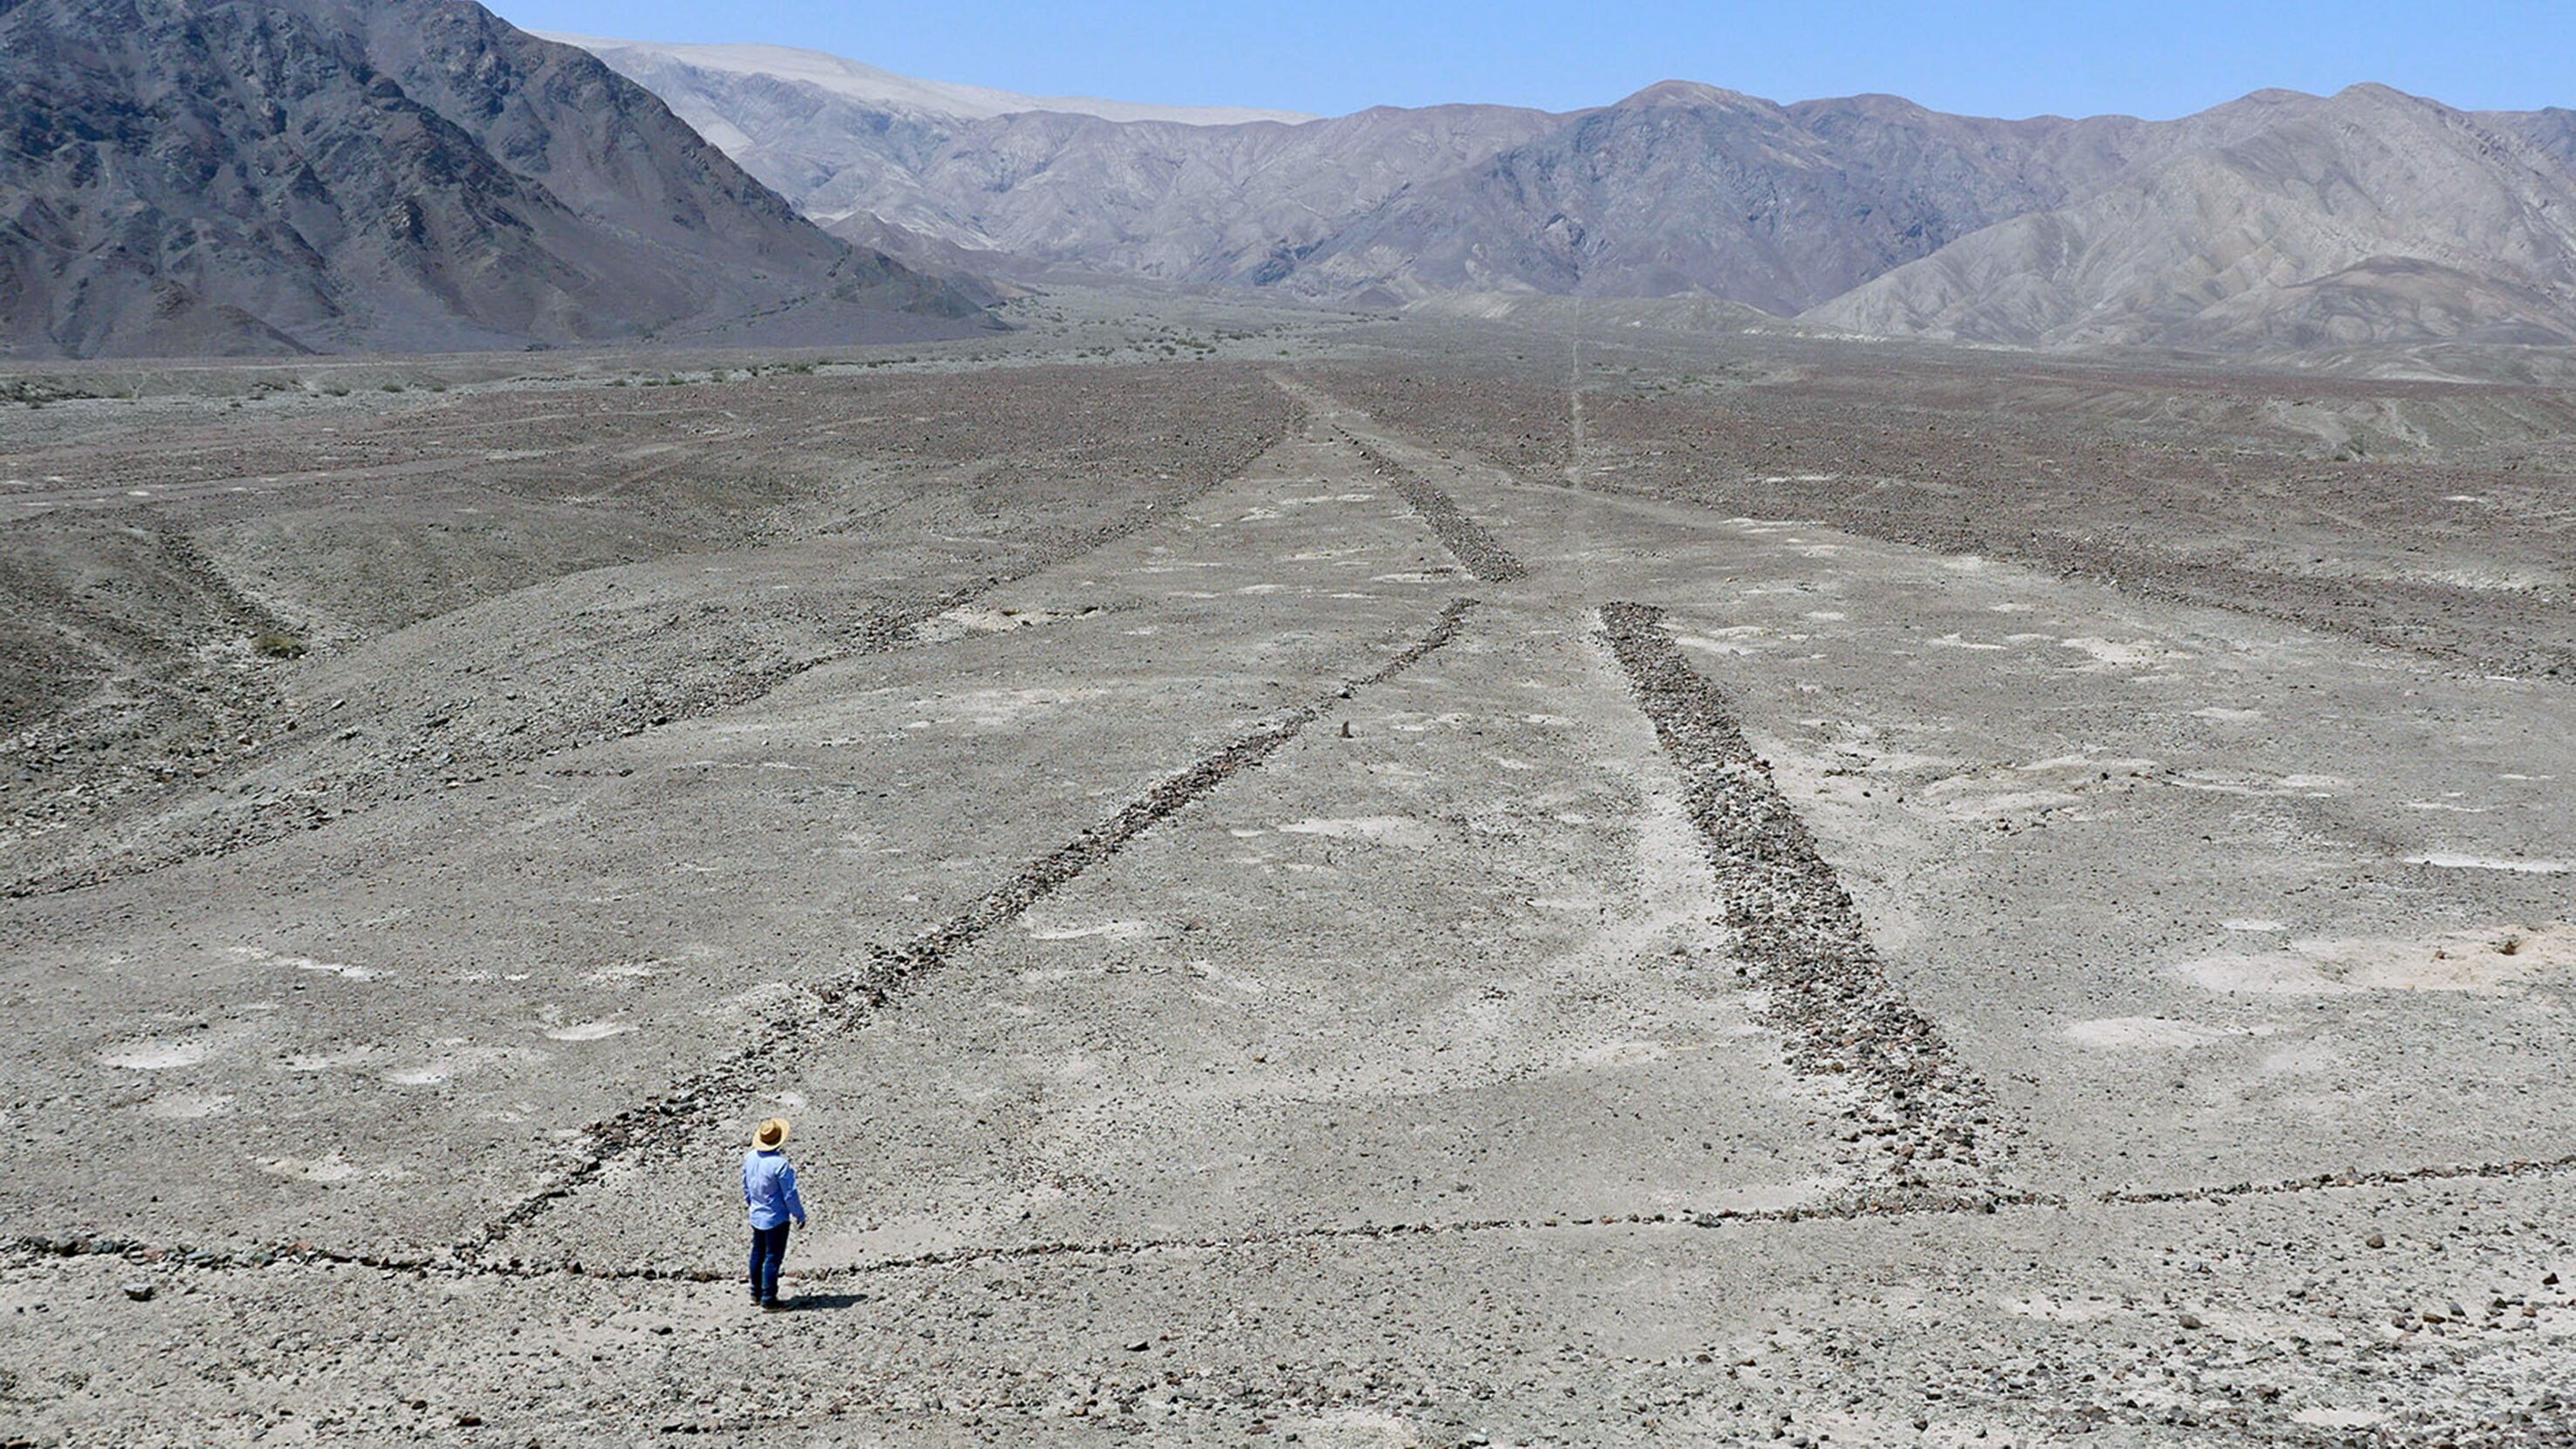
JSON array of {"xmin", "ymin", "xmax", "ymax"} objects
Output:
[{"xmin": 760, "ymin": 1298, "xmax": 782, "ymax": 1311}]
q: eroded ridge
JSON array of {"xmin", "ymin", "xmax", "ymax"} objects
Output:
[
  {"xmin": 1342, "ymin": 432, "xmax": 1528, "ymax": 584},
  {"xmin": 1599, "ymin": 601, "xmax": 2009, "ymax": 1206},
  {"xmin": 472, "ymin": 598, "xmax": 1484, "ymax": 1250}
]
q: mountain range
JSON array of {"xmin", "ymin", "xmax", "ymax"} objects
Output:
[
  {"xmin": 8, "ymin": 4, "xmax": 2573, "ymax": 359},
  {"xmin": 568, "ymin": 36, "xmax": 2576, "ymax": 352},
  {"xmin": 0, "ymin": 0, "xmax": 994, "ymax": 358}
]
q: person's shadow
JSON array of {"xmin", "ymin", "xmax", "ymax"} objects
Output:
[{"xmin": 777, "ymin": 1290, "xmax": 870, "ymax": 1311}]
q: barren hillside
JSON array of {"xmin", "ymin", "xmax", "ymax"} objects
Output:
[
  {"xmin": 568, "ymin": 38, "xmax": 2576, "ymax": 352},
  {"xmin": 0, "ymin": 0, "xmax": 994, "ymax": 358},
  {"xmin": 1810, "ymin": 85, "xmax": 2576, "ymax": 348}
]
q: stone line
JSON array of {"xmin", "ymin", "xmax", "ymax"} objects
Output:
[
  {"xmin": 1597, "ymin": 600, "xmax": 2010, "ymax": 1206},
  {"xmin": 1341, "ymin": 430, "xmax": 1528, "ymax": 584},
  {"xmin": 19, "ymin": 1150, "xmax": 2576, "ymax": 1291},
  {"xmin": 467, "ymin": 598, "xmax": 1483, "ymax": 1252},
  {"xmin": 2099, "ymin": 1149, "xmax": 2576, "ymax": 1206},
  {"xmin": 782, "ymin": 1193, "xmax": 2073, "ymax": 1280},
  {"xmin": 8, "ymin": 1193, "xmax": 2042, "ymax": 1290}
]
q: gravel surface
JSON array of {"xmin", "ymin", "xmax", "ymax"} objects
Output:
[{"xmin": 3, "ymin": 304, "xmax": 2572, "ymax": 1445}]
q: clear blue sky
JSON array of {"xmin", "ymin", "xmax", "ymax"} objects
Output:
[{"xmin": 495, "ymin": 0, "xmax": 2575, "ymax": 120}]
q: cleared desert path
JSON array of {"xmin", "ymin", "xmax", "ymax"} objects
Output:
[{"xmin": 5, "ymin": 371, "xmax": 2573, "ymax": 1446}]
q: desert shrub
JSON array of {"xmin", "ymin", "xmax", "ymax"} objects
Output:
[{"xmin": 251, "ymin": 632, "xmax": 308, "ymax": 660}]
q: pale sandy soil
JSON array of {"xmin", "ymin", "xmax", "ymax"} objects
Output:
[{"xmin": 3, "ymin": 301, "xmax": 2572, "ymax": 1446}]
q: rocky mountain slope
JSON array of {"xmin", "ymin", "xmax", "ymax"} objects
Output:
[
  {"xmin": 1274, "ymin": 85, "xmax": 2147, "ymax": 309},
  {"xmin": 567, "ymin": 36, "xmax": 2576, "ymax": 352},
  {"xmin": 1808, "ymin": 85, "xmax": 2576, "ymax": 348},
  {"xmin": 0, "ymin": 0, "xmax": 994, "ymax": 358},
  {"xmin": 565, "ymin": 37, "xmax": 1562, "ymax": 290}
]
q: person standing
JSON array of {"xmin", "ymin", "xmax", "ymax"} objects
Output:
[{"xmin": 742, "ymin": 1117, "xmax": 807, "ymax": 1309}]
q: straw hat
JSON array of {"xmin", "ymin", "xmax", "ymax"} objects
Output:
[{"xmin": 752, "ymin": 1118, "xmax": 790, "ymax": 1150}]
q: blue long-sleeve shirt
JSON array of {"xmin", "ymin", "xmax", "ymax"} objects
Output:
[{"xmin": 742, "ymin": 1149, "xmax": 805, "ymax": 1229}]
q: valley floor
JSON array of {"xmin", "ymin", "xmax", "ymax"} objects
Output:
[{"xmin": 3, "ymin": 301, "xmax": 2572, "ymax": 1445}]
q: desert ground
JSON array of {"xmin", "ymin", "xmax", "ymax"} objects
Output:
[{"xmin": 3, "ymin": 290, "xmax": 2573, "ymax": 1446}]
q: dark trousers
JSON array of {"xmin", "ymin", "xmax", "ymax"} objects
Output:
[{"xmin": 748, "ymin": 1221, "xmax": 790, "ymax": 1302}]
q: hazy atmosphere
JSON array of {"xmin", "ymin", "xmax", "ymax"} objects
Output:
[{"xmin": 3, "ymin": 0, "xmax": 2572, "ymax": 1444}]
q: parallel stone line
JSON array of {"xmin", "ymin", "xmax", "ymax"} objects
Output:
[
  {"xmin": 782, "ymin": 1192, "xmax": 2075, "ymax": 1279},
  {"xmin": 465, "ymin": 598, "xmax": 1483, "ymax": 1252},
  {"xmin": 663, "ymin": 1143, "xmax": 2576, "ymax": 1277},
  {"xmin": 20, "ymin": 1149, "xmax": 2576, "ymax": 1290},
  {"xmin": 1598, "ymin": 601, "xmax": 2013, "ymax": 1204},
  {"xmin": 1339, "ymin": 430, "xmax": 1528, "ymax": 584},
  {"xmin": 11, "ymin": 1189, "xmax": 2063, "ymax": 1289},
  {"xmin": 2100, "ymin": 1149, "xmax": 2576, "ymax": 1206}
]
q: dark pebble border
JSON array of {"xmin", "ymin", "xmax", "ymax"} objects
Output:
[
  {"xmin": 1599, "ymin": 600, "xmax": 2008, "ymax": 1206},
  {"xmin": 1343, "ymin": 432, "xmax": 1528, "ymax": 584},
  {"xmin": 21, "ymin": 1147, "xmax": 2576, "ymax": 1288}
]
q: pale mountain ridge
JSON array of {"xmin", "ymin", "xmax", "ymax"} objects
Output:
[
  {"xmin": 814, "ymin": 102, "xmax": 1567, "ymax": 284},
  {"xmin": 569, "ymin": 33, "xmax": 2576, "ymax": 350},
  {"xmin": 566, "ymin": 36, "xmax": 2242, "ymax": 311},
  {"xmin": 564, "ymin": 35, "xmax": 1562, "ymax": 285},
  {"xmin": 1807, "ymin": 84, "xmax": 2576, "ymax": 348},
  {"xmin": 23, "ymin": 4, "xmax": 2567, "ymax": 359},
  {"xmin": 1275, "ymin": 85, "xmax": 2172, "ymax": 309},
  {"xmin": 561, "ymin": 35, "xmax": 2576, "ymax": 352},
  {"xmin": 540, "ymin": 34, "xmax": 1317, "ymax": 128}
]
